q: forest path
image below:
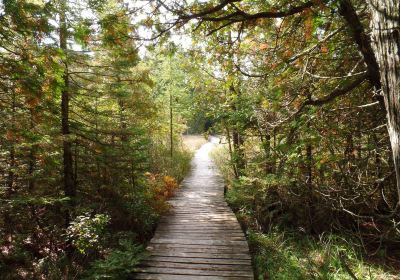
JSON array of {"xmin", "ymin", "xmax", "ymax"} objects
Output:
[{"xmin": 132, "ymin": 137, "xmax": 254, "ymax": 280}]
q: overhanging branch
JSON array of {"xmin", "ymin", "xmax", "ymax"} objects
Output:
[{"xmin": 305, "ymin": 73, "xmax": 367, "ymax": 106}]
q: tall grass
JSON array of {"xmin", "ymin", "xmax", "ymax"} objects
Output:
[{"xmin": 182, "ymin": 134, "xmax": 208, "ymax": 153}]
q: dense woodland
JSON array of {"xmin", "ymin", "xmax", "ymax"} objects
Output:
[{"xmin": 0, "ymin": 0, "xmax": 400, "ymax": 279}]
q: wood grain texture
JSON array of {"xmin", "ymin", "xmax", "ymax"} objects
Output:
[{"xmin": 132, "ymin": 139, "xmax": 254, "ymax": 279}]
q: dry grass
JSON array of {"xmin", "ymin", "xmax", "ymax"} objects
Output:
[{"xmin": 182, "ymin": 135, "xmax": 208, "ymax": 153}]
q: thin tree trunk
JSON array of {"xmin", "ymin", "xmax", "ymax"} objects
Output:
[
  {"xmin": 232, "ymin": 128, "xmax": 245, "ymax": 176},
  {"xmin": 60, "ymin": 0, "xmax": 75, "ymax": 222},
  {"xmin": 7, "ymin": 90, "xmax": 16, "ymax": 194},
  {"xmin": 74, "ymin": 142, "xmax": 78, "ymax": 186},
  {"xmin": 170, "ymin": 92, "xmax": 173, "ymax": 158},
  {"xmin": 306, "ymin": 143, "xmax": 312, "ymax": 196},
  {"xmin": 368, "ymin": 0, "xmax": 400, "ymax": 205},
  {"xmin": 339, "ymin": 0, "xmax": 381, "ymax": 89},
  {"xmin": 225, "ymin": 125, "xmax": 237, "ymax": 178},
  {"xmin": 264, "ymin": 133, "xmax": 273, "ymax": 174},
  {"xmin": 28, "ymin": 108, "xmax": 35, "ymax": 191},
  {"xmin": 7, "ymin": 139, "xmax": 15, "ymax": 193}
]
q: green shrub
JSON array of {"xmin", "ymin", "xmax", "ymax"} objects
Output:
[
  {"xmin": 67, "ymin": 213, "xmax": 110, "ymax": 255},
  {"xmin": 83, "ymin": 240, "xmax": 145, "ymax": 280}
]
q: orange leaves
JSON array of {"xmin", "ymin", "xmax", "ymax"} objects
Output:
[
  {"xmin": 146, "ymin": 173, "xmax": 179, "ymax": 215},
  {"xmin": 320, "ymin": 43, "xmax": 329, "ymax": 54},
  {"xmin": 293, "ymin": 98, "xmax": 303, "ymax": 110},
  {"xmin": 26, "ymin": 97, "xmax": 40, "ymax": 108},
  {"xmin": 162, "ymin": 175, "xmax": 178, "ymax": 198},
  {"xmin": 6, "ymin": 130, "xmax": 14, "ymax": 141},
  {"xmin": 283, "ymin": 49, "xmax": 293, "ymax": 58},
  {"xmin": 15, "ymin": 84, "xmax": 42, "ymax": 109},
  {"xmin": 303, "ymin": 9, "xmax": 313, "ymax": 41},
  {"xmin": 259, "ymin": 43, "xmax": 268, "ymax": 50}
]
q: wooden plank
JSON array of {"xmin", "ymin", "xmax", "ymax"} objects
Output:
[
  {"xmin": 132, "ymin": 142, "xmax": 253, "ymax": 279},
  {"xmin": 139, "ymin": 261, "xmax": 253, "ymax": 271},
  {"xmin": 147, "ymin": 248, "xmax": 250, "ymax": 255},
  {"xmin": 133, "ymin": 273, "xmax": 252, "ymax": 280},
  {"xmin": 149, "ymin": 251, "xmax": 251, "ymax": 260},
  {"xmin": 145, "ymin": 256, "xmax": 252, "ymax": 265},
  {"xmin": 150, "ymin": 239, "xmax": 248, "ymax": 246},
  {"xmin": 147, "ymin": 244, "xmax": 250, "ymax": 253},
  {"xmin": 152, "ymin": 234, "xmax": 245, "ymax": 240},
  {"xmin": 136, "ymin": 267, "xmax": 253, "ymax": 277}
]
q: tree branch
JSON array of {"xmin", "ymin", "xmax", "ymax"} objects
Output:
[
  {"xmin": 176, "ymin": 1, "xmax": 316, "ymax": 22},
  {"xmin": 305, "ymin": 73, "xmax": 367, "ymax": 106}
]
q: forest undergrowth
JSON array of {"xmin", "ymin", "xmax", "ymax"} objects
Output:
[
  {"xmin": 1, "ymin": 138, "xmax": 192, "ymax": 280},
  {"xmin": 212, "ymin": 144, "xmax": 400, "ymax": 280}
]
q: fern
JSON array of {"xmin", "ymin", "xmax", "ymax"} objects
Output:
[{"xmin": 83, "ymin": 240, "xmax": 145, "ymax": 280}]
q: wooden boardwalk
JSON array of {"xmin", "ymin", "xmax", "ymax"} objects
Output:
[{"xmin": 133, "ymin": 140, "xmax": 254, "ymax": 280}]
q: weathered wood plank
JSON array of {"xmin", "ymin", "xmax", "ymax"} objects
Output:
[
  {"xmin": 136, "ymin": 267, "xmax": 253, "ymax": 277},
  {"xmin": 144, "ymin": 256, "xmax": 252, "ymax": 265},
  {"xmin": 149, "ymin": 251, "xmax": 251, "ymax": 260},
  {"xmin": 150, "ymin": 239, "xmax": 248, "ymax": 247},
  {"xmin": 132, "ymin": 141, "xmax": 254, "ymax": 279},
  {"xmin": 133, "ymin": 273, "xmax": 252, "ymax": 280},
  {"xmin": 139, "ymin": 261, "xmax": 253, "ymax": 271},
  {"xmin": 147, "ymin": 244, "xmax": 250, "ymax": 253}
]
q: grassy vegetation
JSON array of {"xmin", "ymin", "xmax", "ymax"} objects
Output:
[
  {"xmin": 249, "ymin": 231, "xmax": 399, "ymax": 280},
  {"xmin": 211, "ymin": 144, "xmax": 400, "ymax": 280},
  {"xmin": 182, "ymin": 134, "xmax": 208, "ymax": 153}
]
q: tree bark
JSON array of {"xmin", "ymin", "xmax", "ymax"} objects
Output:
[
  {"xmin": 60, "ymin": 1, "xmax": 75, "ymax": 220},
  {"xmin": 7, "ymin": 90, "xmax": 16, "ymax": 194},
  {"xmin": 263, "ymin": 133, "xmax": 273, "ymax": 174},
  {"xmin": 225, "ymin": 125, "xmax": 237, "ymax": 178},
  {"xmin": 170, "ymin": 92, "xmax": 173, "ymax": 158},
  {"xmin": 28, "ymin": 108, "xmax": 35, "ymax": 191},
  {"xmin": 232, "ymin": 127, "xmax": 245, "ymax": 176},
  {"xmin": 368, "ymin": 0, "xmax": 400, "ymax": 205},
  {"xmin": 339, "ymin": 0, "xmax": 382, "ymax": 89}
]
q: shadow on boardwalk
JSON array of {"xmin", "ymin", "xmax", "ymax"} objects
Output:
[{"xmin": 132, "ymin": 139, "xmax": 254, "ymax": 280}]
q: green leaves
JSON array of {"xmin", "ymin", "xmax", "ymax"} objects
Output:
[
  {"xmin": 67, "ymin": 213, "xmax": 110, "ymax": 255},
  {"xmin": 83, "ymin": 240, "xmax": 145, "ymax": 280},
  {"xmin": 74, "ymin": 19, "xmax": 93, "ymax": 47},
  {"xmin": 87, "ymin": 0, "xmax": 107, "ymax": 12}
]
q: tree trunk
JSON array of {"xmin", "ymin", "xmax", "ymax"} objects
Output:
[
  {"xmin": 7, "ymin": 90, "xmax": 16, "ymax": 194},
  {"xmin": 263, "ymin": 133, "xmax": 274, "ymax": 174},
  {"xmin": 339, "ymin": 0, "xmax": 381, "ymax": 89},
  {"xmin": 170, "ymin": 92, "xmax": 173, "ymax": 158},
  {"xmin": 225, "ymin": 125, "xmax": 237, "ymax": 178},
  {"xmin": 368, "ymin": 0, "xmax": 400, "ymax": 205},
  {"xmin": 60, "ymin": 1, "xmax": 75, "ymax": 221},
  {"xmin": 28, "ymin": 108, "xmax": 35, "ymax": 191},
  {"xmin": 232, "ymin": 128, "xmax": 245, "ymax": 176},
  {"xmin": 306, "ymin": 143, "xmax": 312, "ymax": 196},
  {"xmin": 118, "ymin": 98, "xmax": 128, "ymax": 142}
]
